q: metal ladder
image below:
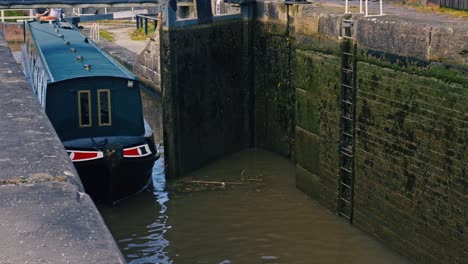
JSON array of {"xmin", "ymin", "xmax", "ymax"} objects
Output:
[
  {"xmin": 338, "ymin": 17, "xmax": 357, "ymax": 223},
  {"xmin": 90, "ymin": 23, "xmax": 100, "ymax": 42}
]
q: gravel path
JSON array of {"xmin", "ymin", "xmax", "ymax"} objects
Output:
[{"xmin": 82, "ymin": 22, "xmax": 148, "ymax": 55}]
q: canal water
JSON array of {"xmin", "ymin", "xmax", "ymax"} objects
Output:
[{"xmin": 99, "ymin": 130, "xmax": 410, "ymax": 263}]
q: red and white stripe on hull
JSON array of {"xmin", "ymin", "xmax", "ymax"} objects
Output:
[
  {"xmin": 67, "ymin": 144, "xmax": 151, "ymax": 162},
  {"xmin": 123, "ymin": 144, "xmax": 152, "ymax": 158},
  {"xmin": 68, "ymin": 150, "xmax": 104, "ymax": 162}
]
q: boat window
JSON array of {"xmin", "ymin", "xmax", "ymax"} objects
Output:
[
  {"xmin": 98, "ymin": 89, "xmax": 112, "ymax": 126},
  {"xmin": 78, "ymin": 91, "xmax": 92, "ymax": 127}
]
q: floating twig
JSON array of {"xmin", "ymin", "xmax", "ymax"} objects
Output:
[{"xmin": 187, "ymin": 180, "xmax": 244, "ymax": 185}]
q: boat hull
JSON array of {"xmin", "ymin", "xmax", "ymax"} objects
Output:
[{"xmin": 73, "ymin": 151, "xmax": 158, "ymax": 203}]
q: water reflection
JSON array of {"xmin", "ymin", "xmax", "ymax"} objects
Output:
[{"xmin": 99, "ymin": 157, "xmax": 173, "ymax": 264}]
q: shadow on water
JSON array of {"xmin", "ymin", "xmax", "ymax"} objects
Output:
[{"xmin": 99, "ymin": 157, "xmax": 173, "ymax": 264}]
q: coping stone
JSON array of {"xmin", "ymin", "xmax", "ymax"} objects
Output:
[
  {"xmin": 0, "ymin": 182, "xmax": 126, "ymax": 264},
  {"xmin": 0, "ymin": 30, "xmax": 127, "ymax": 264}
]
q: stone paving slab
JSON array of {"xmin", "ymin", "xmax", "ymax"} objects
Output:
[
  {"xmin": 0, "ymin": 32, "xmax": 82, "ymax": 187},
  {"xmin": 0, "ymin": 182, "xmax": 126, "ymax": 264}
]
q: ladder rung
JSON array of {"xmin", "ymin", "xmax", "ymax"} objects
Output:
[
  {"xmin": 343, "ymin": 131, "xmax": 353, "ymax": 138},
  {"xmin": 342, "ymin": 84, "xmax": 353, "ymax": 89},
  {"xmin": 339, "ymin": 212, "xmax": 351, "ymax": 219},
  {"xmin": 342, "ymin": 68, "xmax": 353, "ymax": 72},
  {"xmin": 341, "ymin": 150, "xmax": 353, "ymax": 158},
  {"xmin": 340, "ymin": 181, "xmax": 351, "ymax": 189},
  {"xmin": 340, "ymin": 166, "xmax": 352, "ymax": 174},
  {"xmin": 342, "ymin": 100, "xmax": 352, "ymax": 105},
  {"xmin": 343, "ymin": 52, "xmax": 354, "ymax": 56},
  {"xmin": 341, "ymin": 115, "xmax": 353, "ymax": 121},
  {"xmin": 342, "ymin": 145, "xmax": 353, "ymax": 152},
  {"xmin": 342, "ymin": 36, "xmax": 353, "ymax": 39},
  {"xmin": 340, "ymin": 197, "xmax": 351, "ymax": 204},
  {"xmin": 341, "ymin": 149, "xmax": 353, "ymax": 157}
]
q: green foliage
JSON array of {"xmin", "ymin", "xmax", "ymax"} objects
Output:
[
  {"xmin": 3, "ymin": 10, "xmax": 27, "ymax": 22},
  {"xmin": 402, "ymin": 2, "xmax": 468, "ymax": 18},
  {"xmin": 437, "ymin": 7, "xmax": 468, "ymax": 18},
  {"xmin": 130, "ymin": 26, "xmax": 156, "ymax": 41},
  {"xmin": 95, "ymin": 19, "xmax": 134, "ymax": 24},
  {"xmin": 99, "ymin": 29, "xmax": 115, "ymax": 42},
  {"xmin": 4, "ymin": 10, "xmax": 27, "ymax": 17}
]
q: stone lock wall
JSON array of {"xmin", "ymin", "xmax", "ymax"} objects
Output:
[
  {"xmin": 253, "ymin": 23, "xmax": 295, "ymax": 158},
  {"xmin": 1, "ymin": 22, "xmax": 24, "ymax": 42},
  {"xmin": 161, "ymin": 20, "xmax": 252, "ymax": 179},
  {"xmin": 354, "ymin": 62, "xmax": 467, "ymax": 264},
  {"xmin": 157, "ymin": 1, "xmax": 466, "ymax": 261},
  {"xmin": 254, "ymin": 1, "xmax": 467, "ymax": 263},
  {"xmin": 134, "ymin": 29, "xmax": 162, "ymax": 94}
]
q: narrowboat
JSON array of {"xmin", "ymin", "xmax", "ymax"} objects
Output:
[{"xmin": 22, "ymin": 19, "xmax": 159, "ymax": 203}]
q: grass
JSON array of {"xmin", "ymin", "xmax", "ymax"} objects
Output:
[
  {"xmin": 99, "ymin": 29, "xmax": 115, "ymax": 42},
  {"xmin": 130, "ymin": 25, "xmax": 156, "ymax": 41},
  {"xmin": 3, "ymin": 10, "xmax": 28, "ymax": 22},
  {"xmin": 435, "ymin": 6, "xmax": 468, "ymax": 18},
  {"xmin": 95, "ymin": 19, "xmax": 135, "ymax": 24},
  {"xmin": 402, "ymin": 1, "xmax": 468, "ymax": 18},
  {"xmin": 4, "ymin": 10, "xmax": 27, "ymax": 16}
]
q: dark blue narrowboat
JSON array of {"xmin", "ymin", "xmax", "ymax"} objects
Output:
[{"xmin": 22, "ymin": 19, "xmax": 159, "ymax": 203}]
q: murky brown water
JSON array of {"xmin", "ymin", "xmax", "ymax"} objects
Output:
[{"xmin": 99, "ymin": 149, "xmax": 410, "ymax": 264}]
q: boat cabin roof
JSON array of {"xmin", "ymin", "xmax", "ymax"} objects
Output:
[{"xmin": 27, "ymin": 20, "xmax": 136, "ymax": 83}]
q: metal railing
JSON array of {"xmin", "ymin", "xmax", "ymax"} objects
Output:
[
  {"xmin": 90, "ymin": 23, "xmax": 100, "ymax": 42},
  {"xmin": 345, "ymin": 0, "xmax": 385, "ymax": 16},
  {"xmin": 0, "ymin": 9, "xmax": 35, "ymax": 22},
  {"xmin": 135, "ymin": 14, "xmax": 158, "ymax": 35}
]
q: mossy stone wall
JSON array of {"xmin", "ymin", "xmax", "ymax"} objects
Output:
[
  {"xmin": 161, "ymin": 21, "xmax": 251, "ymax": 178},
  {"xmin": 253, "ymin": 25, "xmax": 295, "ymax": 158},
  {"xmin": 160, "ymin": 2, "xmax": 466, "ymax": 262},
  {"xmin": 254, "ymin": 2, "xmax": 467, "ymax": 263},
  {"xmin": 295, "ymin": 50, "xmax": 341, "ymax": 211},
  {"xmin": 354, "ymin": 62, "xmax": 467, "ymax": 264}
]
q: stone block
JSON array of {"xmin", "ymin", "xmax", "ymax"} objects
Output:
[
  {"xmin": 295, "ymin": 126, "xmax": 320, "ymax": 175},
  {"xmin": 259, "ymin": 97, "xmax": 293, "ymax": 157},
  {"xmin": 296, "ymin": 88, "xmax": 320, "ymax": 135},
  {"xmin": 356, "ymin": 17, "xmax": 431, "ymax": 61},
  {"xmin": 1, "ymin": 23, "xmax": 24, "ymax": 42},
  {"xmin": 428, "ymin": 25, "xmax": 468, "ymax": 65},
  {"xmin": 295, "ymin": 50, "xmax": 319, "ymax": 91},
  {"xmin": 296, "ymin": 163, "xmax": 320, "ymax": 200},
  {"xmin": 0, "ymin": 182, "xmax": 126, "ymax": 264},
  {"xmin": 318, "ymin": 14, "xmax": 341, "ymax": 41},
  {"xmin": 256, "ymin": 1, "xmax": 288, "ymax": 25},
  {"xmin": 294, "ymin": 6, "xmax": 319, "ymax": 36}
]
